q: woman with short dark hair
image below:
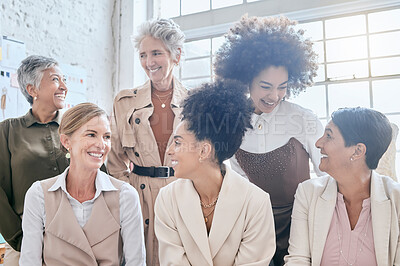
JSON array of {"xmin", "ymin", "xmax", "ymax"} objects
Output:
[{"xmin": 285, "ymin": 107, "xmax": 400, "ymax": 266}]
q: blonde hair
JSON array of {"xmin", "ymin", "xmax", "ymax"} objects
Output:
[{"xmin": 59, "ymin": 102, "xmax": 108, "ymax": 137}]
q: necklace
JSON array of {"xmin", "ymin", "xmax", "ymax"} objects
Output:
[
  {"xmin": 200, "ymin": 195, "xmax": 219, "ymax": 208},
  {"xmin": 336, "ymin": 207, "xmax": 371, "ymax": 266},
  {"xmin": 203, "ymin": 206, "xmax": 215, "ymax": 223},
  {"xmin": 152, "ymin": 91, "xmax": 172, "ymax": 108}
]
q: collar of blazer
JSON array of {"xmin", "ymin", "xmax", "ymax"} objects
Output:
[
  {"xmin": 312, "ymin": 172, "xmax": 391, "ymax": 266},
  {"xmin": 174, "ymin": 166, "xmax": 250, "ymax": 264}
]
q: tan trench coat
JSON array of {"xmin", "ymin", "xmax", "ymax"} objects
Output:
[{"xmin": 108, "ymin": 78, "xmax": 187, "ymax": 266}]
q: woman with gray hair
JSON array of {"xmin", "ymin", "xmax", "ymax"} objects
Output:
[
  {"xmin": 107, "ymin": 18, "xmax": 187, "ymax": 265},
  {"xmin": 0, "ymin": 55, "xmax": 69, "ymax": 265}
]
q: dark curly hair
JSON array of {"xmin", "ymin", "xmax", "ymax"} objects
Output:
[
  {"xmin": 181, "ymin": 79, "xmax": 253, "ymax": 165},
  {"xmin": 214, "ymin": 15, "xmax": 318, "ymax": 97}
]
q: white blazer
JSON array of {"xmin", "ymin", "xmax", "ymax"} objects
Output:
[
  {"xmin": 284, "ymin": 171, "xmax": 400, "ymax": 266},
  {"xmin": 154, "ymin": 165, "xmax": 276, "ymax": 266}
]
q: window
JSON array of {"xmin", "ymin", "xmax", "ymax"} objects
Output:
[{"xmin": 178, "ymin": 7, "xmax": 400, "ymax": 176}]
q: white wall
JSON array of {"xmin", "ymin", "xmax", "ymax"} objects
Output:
[{"xmin": 1, "ymin": 0, "xmax": 117, "ymax": 113}]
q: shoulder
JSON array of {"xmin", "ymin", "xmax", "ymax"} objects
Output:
[
  {"xmin": 297, "ymin": 175, "xmax": 333, "ymax": 196},
  {"xmin": 159, "ymin": 178, "xmax": 190, "ymax": 197},
  {"xmin": 375, "ymin": 173, "xmax": 400, "ymax": 200},
  {"xmin": 0, "ymin": 115, "xmax": 24, "ymax": 132},
  {"xmin": 281, "ymin": 101, "xmax": 319, "ymax": 119},
  {"xmin": 114, "ymin": 81, "xmax": 150, "ymax": 103},
  {"xmin": 26, "ymin": 180, "xmax": 44, "ymax": 201}
]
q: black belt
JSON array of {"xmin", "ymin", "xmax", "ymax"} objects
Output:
[{"xmin": 132, "ymin": 163, "xmax": 174, "ymax": 178}]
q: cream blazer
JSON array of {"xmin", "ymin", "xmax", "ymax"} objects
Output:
[
  {"xmin": 154, "ymin": 166, "xmax": 276, "ymax": 266},
  {"xmin": 284, "ymin": 171, "xmax": 400, "ymax": 266}
]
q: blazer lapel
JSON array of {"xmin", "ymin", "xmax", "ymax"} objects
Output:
[
  {"xmin": 46, "ymin": 191, "xmax": 96, "ymax": 261},
  {"xmin": 208, "ymin": 167, "xmax": 249, "ymax": 259},
  {"xmin": 370, "ymin": 172, "xmax": 391, "ymax": 266},
  {"xmin": 312, "ymin": 177, "xmax": 337, "ymax": 265},
  {"xmin": 176, "ymin": 180, "xmax": 213, "ymax": 265}
]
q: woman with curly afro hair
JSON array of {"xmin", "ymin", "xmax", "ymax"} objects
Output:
[
  {"xmin": 154, "ymin": 79, "xmax": 276, "ymax": 265},
  {"xmin": 214, "ymin": 15, "xmax": 325, "ymax": 265}
]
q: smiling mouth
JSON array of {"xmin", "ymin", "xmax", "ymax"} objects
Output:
[
  {"xmin": 171, "ymin": 160, "xmax": 178, "ymax": 166},
  {"xmin": 55, "ymin": 94, "xmax": 66, "ymax": 100},
  {"xmin": 321, "ymin": 154, "xmax": 328, "ymax": 158},
  {"xmin": 88, "ymin": 152, "xmax": 103, "ymax": 158},
  {"xmin": 149, "ymin": 67, "xmax": 161, "ymax": 73},
  {"xmin": 261, "ymin": 99, "xmax": 276, "ymax": 106}
]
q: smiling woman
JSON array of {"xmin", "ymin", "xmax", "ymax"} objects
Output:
[
  {"xmin": 0, "ymin": 55, "xmax": 70, "ymax": 266},
  {"xmin": 19, "ymin": 103, "xmax": 146, "ymax": 266}
]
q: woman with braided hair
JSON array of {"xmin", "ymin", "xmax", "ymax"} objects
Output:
[{"xmin": 214, "ymin": 15, "xmax": 325, "ymax": 265}]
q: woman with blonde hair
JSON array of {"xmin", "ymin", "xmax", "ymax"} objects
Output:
[{"xmin": 20, "ymin": 103, "xmax": 145, "ymax": 265}]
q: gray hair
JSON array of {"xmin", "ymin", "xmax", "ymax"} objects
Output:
[
  {"xmin": 133, "ymin": 18, "xmax": 185, "ymax": 61},
  {"xmin": 17, "ymin": 55, "xmax": 58, "ymax": 105}
]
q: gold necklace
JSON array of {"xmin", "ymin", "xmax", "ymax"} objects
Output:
[
  {"xmin": 200, "ymin": 195, "xmax": 219, "ymax": 208},
  {"xmin": 203, "ymin": 206, "xmax": 215, "ymax": 223},
  {"xmin": 152, "ymin": 91, "xmax": 172, "ymax": 108}
]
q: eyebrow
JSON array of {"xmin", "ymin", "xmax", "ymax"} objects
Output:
[
  {"xmin": 325, "ymin": 128, "xmax": 333, "ymax": 134},
  {"xmin": 173, "ymin": 135, "xmax": 183, "ymax": 140},
  {"xmin": 259, "ymin": 80, "xmax": 288, "ymax": 86},
  {"xmin": 140, "ymin": 49, "xmax": 162, "ymax": 54}
]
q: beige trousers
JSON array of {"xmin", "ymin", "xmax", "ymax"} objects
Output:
[{"xmin": 4, "ymin": 242, "xmax": 20, "ymax": 266}]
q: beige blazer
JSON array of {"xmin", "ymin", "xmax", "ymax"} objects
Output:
[
  {"xmin": 107, "ymin": 77, "xmax": 187, "ymax": 266},
  {"xmin": 284, "ymin": 171, "xmax": 400, "ymax": 266},
  {"xmin": 154, "ymin": 166, "xmax": 276, "ymax": 266}
]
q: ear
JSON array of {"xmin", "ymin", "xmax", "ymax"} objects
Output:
[
  {"xmin": 60, "ymin": 134, "xmax": 70, "ymax": 151},
  {"xmin": 199, "ymin": 141, "xmax": 213, "ymax": 161},
  {"xmin": 174, "ymin": 48, "xmax": 182, "ymax": 65},
  {"xmin": 352, "ymin": 143, "xmax": 366, "ymax": 161},
  {"xmin": 26, "ymin": 84, "xmax": 38, "ymax": 98}
]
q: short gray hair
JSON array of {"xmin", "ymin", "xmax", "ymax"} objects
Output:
[
  {"xmin": 133, "ymin": 18, "xmax": 185, "ymax": 60},
  {"xmin": 17, "ymin": 55, "xmax": 58, "ymax": 105}
]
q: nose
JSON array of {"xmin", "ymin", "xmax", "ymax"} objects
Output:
[
  {"xmin": 146, "ymin": 55, "xmax": 154, "ymax": 68},
  {"xmin": 96, "ymin": 136, "xmax": 107, "ymax": 149},
  {"xmin": 267, "ymin": 88, "xmax": 279, "ymax": 102},
  {"xmin": 315, "ymin": 136, "xmax": 323, "ymax": 149},
  {"xmin": 167, "ymin": 142, "xmax": 174, "ymax": 155},
  {"xmin": 59, "ymin": 79, "xmax": 67, "ymax": 92}
]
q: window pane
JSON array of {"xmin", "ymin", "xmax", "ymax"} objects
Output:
[
  {"xmin": 212, "ymin": 0, "xmax": 242, "ymax": 9},
  {"xmin": 159, "ymin": 0, "xmax": 180, "ymax": 18},
  {"xmin": 328, "ymin": 82, "xmax": 370, "ymax": 113},
  {"xmin": 182, "ymin": 77, "xmax": 211, "ymax": 89},
  {"xmin": 181, "ymin": 58, "xmax": 211, "ymax": 79},
  {"xmin": 372, "ymin": 79, "xmax": 400, "ymax": 113},
  {"xmin": 247, "ymin": 0, "xmax": 262, "ymax": 2},
  {"xmin": 184, "ymin": 39, "xmax": 211, "ymax": 59},
  {"xmin": 182, "ymin": 0, "xmax": 210, "ymax": 15},
  {"xmin": 325, "ymin": 15, "xmax": 366, "ymax": 39},
  {"xmin": 212, "ymin": 36, "xmax": 225, "ymax": 54},
  {"xmin": 371, "ymin": 57, "xmax": 400, "ymax": 77},
  {"xmin": 369, "ymin": 9, "xmax": 400, "ymax": 33},
  {"xmin": 314, "ymin": 64, "xmax": 325, "ymax": 82},
  {"xmin": 297, "ymin": 21, "xmax": 323, "ymax": 41},
  {"xmin": 370, "ymin": 31, "xmax": 400, "ymax": 57},
  {"xmin": 289, "ymin": 85, "xmax": 326, "ymax": 118},
  {"xmin": 313, "ymin": 41, "xmax": 324, "ymax": 64},
  {"xmin": 327, "ymin": 60, "xmax": 369, "ymax": 80},
  {"xmin": 326, "ymin": 36, "xmax": 367, "ymax": 62}
]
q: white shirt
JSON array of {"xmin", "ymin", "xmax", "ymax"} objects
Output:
[
  {"xmin": 19, "ymin": 168, "xmax": 146, "ymax": 266},
  {"xmin": 231, "ymin": 101, "xmax": 325, "ymax": 177}
]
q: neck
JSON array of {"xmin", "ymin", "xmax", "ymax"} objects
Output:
[
  {"xmin": 192, "ymin": 164, "xmax": 223, "ymax": 204},
  {"xmin": 336, "ymin": 167, "xmax": 372, "ymax": 204},
  {"xmin": 66, "ymin": 162, "xmax": 97, "ymax": 202},
  {"xmin": 31, "ymin": 103, "xmax": 58, "ymax": 123},
  {"xmin": 151, "ymin": 76, "xmax": 174, "ymax": 92}
]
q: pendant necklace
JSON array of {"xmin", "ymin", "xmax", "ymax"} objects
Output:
[
  {"xmin": 153, "ymin": 91, "xmax": 172, "ymax": 108},
  {"xmin": 203, "ymin": 206, "xmax": 215, "ymax": 223}
]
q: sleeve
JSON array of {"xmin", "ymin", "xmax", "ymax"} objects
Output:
[
  {"xmin": 154, "ymin": 188, "xmax": 191, "ymax": 266},
  {"xmin": 234, "ymin": 192, "xmax": 275, "ymax": 266},
  {"xmin": 107, "ymin": 100, "xmax": 130, "ymax": 183},
  {"xmin": 229, "ymin": 155, "xmax": 248, "ymax": 179},
  {"xmin": 119, "ymin": 183, "xmax": 146, "ymax": 266},
  {"xmin": 19, "ymin": 181, "xmax": 45, "ymax": 266},
  {"xmin": 0, "ymin": 120, "xmax": 23, "ymax": 251},
  {"xmin": 284, "ymin": 182, "xmax": 312, "ymax": 265},
  {"xmin": 303, "ymin": 112, "xmax": 325, "ymax": 176}
]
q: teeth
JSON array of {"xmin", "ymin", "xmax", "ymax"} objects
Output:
[
  {"xmin": 55, "ymin": 94, "xmax": 65, "ymax": 100},
  {"xmin": 321, "ymin": 155, "xmax": 328, "ymax": 158},
  {"xmin": 262, "ymin": 99, "xmax": 275, "ymax": 105},
  {"xmin": 88, "ymin": 152, "xmax": 103, "ymax": 158},
  {"xmin": 149, "ymin": 67, "xmax": 161, "ymax": 73},
  {"xmin": 171, "ymin": 160, "xmax": 177, "ymax": 166}
]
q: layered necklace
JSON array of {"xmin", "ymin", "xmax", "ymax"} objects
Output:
[
  {"xmin": 152, "ymin": 91, "xmax": 172, "ymax": 108},
  {"xmin": 336, "ymin": 207, "xmax": 371, "ymax": 266},
  {"xmin": 200, "ymin": 195, "xmax": 219, "ymax": 223}
]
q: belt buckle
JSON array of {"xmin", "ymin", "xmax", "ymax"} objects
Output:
[{"xmin": 155, "ymin": 166, "xmax": 170, "ymax": 178}]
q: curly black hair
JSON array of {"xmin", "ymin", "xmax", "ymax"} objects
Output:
[
  {"xmin": 181, "ymin": 79, "xmax": 253, "ymax": 165},
  {"xmin": 214, "ymin": 15, "xmax": 318, "ymax": 97}
]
